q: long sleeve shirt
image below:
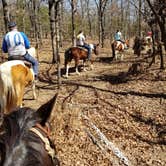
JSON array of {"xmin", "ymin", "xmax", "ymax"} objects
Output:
[{"xmin": 2, "ymin": 29, "xmax": 30, "ymax": 56}]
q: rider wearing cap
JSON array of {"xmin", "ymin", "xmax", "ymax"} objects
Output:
[{"xmin": 2, "ymin": 22, "xmax": 39, "ymax": 79}]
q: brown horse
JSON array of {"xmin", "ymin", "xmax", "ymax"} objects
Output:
[
  {"xmin": 0, "ymin": 94, "xmax": 60, "ymax": 166},
  {"xmin": 64, "ymin": 44, "xmax": 99, "ymax": 77},
  {"xmin": 111, "ymin": 40, "xmax": 129, "ymax": 60}
]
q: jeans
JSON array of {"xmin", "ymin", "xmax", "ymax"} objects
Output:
[
  {"xmin": 77, "ymin": 43, "xmax": 91, "ymax": 60},
  {"xmin": 24, "ymin": 52, "xmax": 39, "ymax": 76},
  {"xmin": 117, "ymin": 39, "xmax": 125, "ymax": 44}
]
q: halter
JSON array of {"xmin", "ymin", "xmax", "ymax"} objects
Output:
[{"xmin": 29, "ymin": 123, "xmax": 55, "ymax": 160}]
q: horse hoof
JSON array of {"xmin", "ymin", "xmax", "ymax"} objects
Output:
[
  {"xmin": 33, "ymin": 95, "xmax": 37, "ymax": 100},
  {"xmin": 76, "ymin": 72, "xmax": 80, "ymax": 75},
  {"xmin": 64, "ymin": 75, "xmax": 68, "ymax": 78}
]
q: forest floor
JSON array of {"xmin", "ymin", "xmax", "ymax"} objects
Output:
[{"xmin": 21, "ymin": 40, "xmax": 166, "ymax": 166}]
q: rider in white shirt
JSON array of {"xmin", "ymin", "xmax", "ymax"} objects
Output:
[{"xmin": 76, "ymin": 30, "xmax": 91, "ymax": 60}]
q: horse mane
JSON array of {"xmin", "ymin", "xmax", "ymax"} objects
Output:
[
  {"xmin": 0, "ymin": 107, "xmax": 38, "ymax": 146},
  {"xmin": 0, "ymin": 60, "xmax": 35, "ymax": 114},
  {"xmin": 0, "ymin": 108, "xmax": 42, "ymax": 166},
  {"xmin": 0, "ymin": 67, "xmax": 17, "ymax": 114}
]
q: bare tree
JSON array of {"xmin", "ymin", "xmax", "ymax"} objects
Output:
[
  {"xmin": 138, "ymin": 0, "xmax": 142, "ymax": 36},
  {"xmin": 85, "ymin": 0, "xmax": 92, "ymax": 37},
  {"xmin": 49, "ymin": 0, "xmax": 61, "ymax": 86},
  {"xmin": 146, "ymin": 0, "xmax": 166, "ymax": 69},
  {"xmin": 2, "ymin": 0, "xmax": 10, "ymax": 32},
  {"xmin": 94, "ymin": 0, "xmax": 109, "ymax": 47},
  {"xmin": 69, "ymin": 0, "xmax": 77, "ymax": 46}
]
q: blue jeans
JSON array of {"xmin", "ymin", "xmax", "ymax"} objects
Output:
[
  {"xmin": 78, "ymin": 44, "xmax": 91, "ymax": 60},
  {"xmin": 24, "ymin": 52, "xmax": 39, "ymax": 76},
  {"xmin": 83, "ymin": 44, "xmax": 91, "ymax": 60},
  {"xmin": 117, "ymin": 39, "xmax": 125, "ymax": 44}
]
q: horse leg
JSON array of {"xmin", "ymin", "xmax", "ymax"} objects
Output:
[
  {"xmin": 90, "ymin": 60, "xmax": 94, "ymax": 70},
  {"xmin": 83, "ymin": 60, "xmax": 87, "ymax": 71},
  {"xmin": 121, "ymin": 53, "xmax": 124, "ymax": 61},
  {"xmin": 16, "ymin": 84, "xmax": 25, "ymax": 107},
  {"xmin": 75, "ymin": 59, "xmax": 80, "ymax": 75},
  {"xmin": 75, "ymin": 66, "xmax": 80, "ymax": 75},
  {"xmin": 115, "ymin": 51, "xmax": 118, "ymax": 60},
  {"xmin": 65, "ymin": 64, "xmax": 70, "ymax": 78},
  {"xmin": 32, "ymin": 81, "xmax": 37, "ymax": 99}
]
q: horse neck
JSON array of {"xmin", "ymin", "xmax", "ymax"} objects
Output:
[
  {"xmin": 93, "ymin": 45, "xmax": 99, "ymax": 55},
  {"xmin": 125, "ymin": 40, "xmax": 129, "ymax": 47},
  {"xmin": 1, "ymin": 110, "xmax": 53, "ymax": 166}
]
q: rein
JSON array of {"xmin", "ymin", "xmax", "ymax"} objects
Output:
[{"xmin": 29, "ymin": 123, "xmax": 55, "ymax": 159}]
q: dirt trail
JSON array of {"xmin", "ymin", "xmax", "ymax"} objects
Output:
[{"xmin": 23, "ymin": 45, "xmax": 166, "ymax": 166}]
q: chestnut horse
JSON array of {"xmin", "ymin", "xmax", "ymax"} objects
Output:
[
  {"xmin": 0, "ymin": 47, "xmax": 37, "ymax": 114},
  {"xmin": 0, "ymin": 94, "xmax": 60, "ymax": 166},
  {"xmin": 64, "ymin": 44, "xmax": 99, "ymax": 77},
  {"xmin": 111, "ymin": 40, "xmax": 129, "ymax": 61}
]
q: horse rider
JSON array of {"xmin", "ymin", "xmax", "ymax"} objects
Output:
[
  {"xmin": 145, "ymin": 31, "xmax": 152, "ymax": 44},
  {"xmin": 114, "ymin": 30, "xmax": 128, "ymax": 49},
  {"xmin": 76, "ymin": 30, "xmax": 91, "ymax": 60},
  {"xmin": 2, "ymin": 22, "xmax": 39, "ymax": 80},
  {"xmin": 114, "ymin": 30, "xmax": 125, "ymax": 43}
]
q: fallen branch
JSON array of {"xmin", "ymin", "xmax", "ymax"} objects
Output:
[
  {"xmin": 84, "ymin": 128, "xmax": 120, "ymax": 166},
  {"xmin": 82, "ymin": 113, "xmax": 130, "ymax": 166}
]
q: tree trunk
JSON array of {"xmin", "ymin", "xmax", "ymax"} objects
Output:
[
  {"xmin": 145, "ymin": 0, "xmax": 165, "ymax": 68},
  {"xmin": 32, "ymin": 0, "xmax": 39, "ymax": 59},
  {"xmin": 138, "ymin": 0, "xmax": 142, "ymax": 36},
  {"xmin": 85, "ymin": 0, "xmax": 92, "ymax": 37},
  {"xmin": 95, "ymin": 0, "xmax": 109, "ymax": 47},
  {"xmin": 49, "ymin": 0, "xmax": 61, "ymax": 87},
  {"xmin": 49, "ymin": 0, "xmax": 56, "ymax": 63},
  {"xmin": 55, "ymin": 1, "xmax": 61, "ymax": 87},
  {"xmin": 2, "ymin": 0, "xmax": 10, "ymax": 32},
  {"xmin": 71, "ymin": 0, "xmax": 77, "ymax": 46}
]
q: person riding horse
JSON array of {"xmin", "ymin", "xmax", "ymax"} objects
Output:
[
  {"xmin": 2, "ymin": 22, "xmax": 39, "ymax": 80},
  {"xmin": 114, "ymin": 30, "xmax": 124, "ymax": 43},
  {"xmin": 114, "ymin": 30, "xmax": 128, "ymax": 49},
  {"xmin": 76, "ymin": 30, "xmax": 91, "ymax": 60}
]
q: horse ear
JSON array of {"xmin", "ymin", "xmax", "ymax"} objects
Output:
[{"xmin": 35, "ymin": 93, "xmax": 58, "ymax": 126}]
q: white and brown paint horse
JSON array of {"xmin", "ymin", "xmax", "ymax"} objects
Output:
[
  {"xmin": 111, "ymin": 39, "xmax": 129, "ymax": 61},
  {"xmin": 0, "ymin": 47, "xmax": 37, "ymax": 114},
  {"xmin": 64, "ymin": 43, "xmax": 99, "ymax": 78}
]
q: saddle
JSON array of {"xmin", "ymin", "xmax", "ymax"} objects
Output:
[{"xmin": 8, "ymin": 55, "xmax": 32, "ymax": 68}]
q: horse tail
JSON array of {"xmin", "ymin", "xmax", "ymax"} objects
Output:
[
  {"xmin": 64, "ymin": 48, "xmax": 72, "ymax": 67},
  {"xmin": 0, "ymin": 70, "xmax": 17, "ymax": 114},
  {"xmin": 111, "ymin": 42, "xmax": 115, "ymax": 58}
]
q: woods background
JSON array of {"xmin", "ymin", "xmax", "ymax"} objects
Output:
[
  {"xmin": 0, "ymin": 1, "xmax": 166, "ymax": 165},
  {"xmin": 1, "ymin": 0, "xmax": 165, "ymax": 47}
]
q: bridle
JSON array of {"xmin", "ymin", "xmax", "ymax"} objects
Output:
[{"xmin": 29, "ymin": 123, "xmax": 55, "ymax": 160}]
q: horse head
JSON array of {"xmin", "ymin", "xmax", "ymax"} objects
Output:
[
  {"xmin": 125, "ymin": 39, "xmax": 130, "ymax": 48},
  {"xmin": 0, "ymin": 94, "xmax": 60, "ymax": 166},
  {"xmin": 89, "ymin": 43, "xmax": 99, "ymax": 55}
]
